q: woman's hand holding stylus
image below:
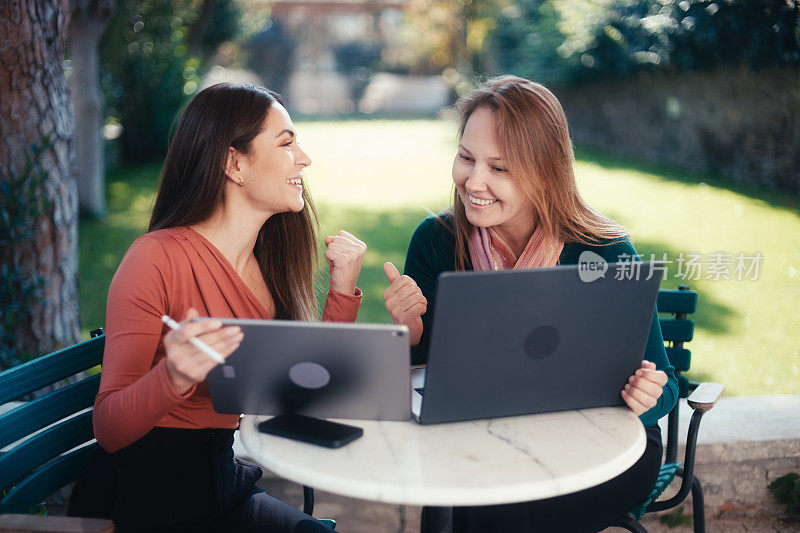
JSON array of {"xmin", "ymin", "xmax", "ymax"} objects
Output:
[
  {"xmin": 383, "ymin": 262, "xmax": 427, "ymax": 346},
  {"xmin": 621, "ymin": 360, "xmax": 668, "ymax": 415},
  {"xmin": 163, "ymin": 308, "xmax": 243, "ymax": 395}
]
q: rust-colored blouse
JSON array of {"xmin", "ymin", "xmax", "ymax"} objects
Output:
[{"xmin": 93, "ymin": 227, "xmax": 361, "ymax": 453}]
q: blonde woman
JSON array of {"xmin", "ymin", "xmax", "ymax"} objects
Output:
[{"xmin": 383, "ymin": 75, "xmax": 677, "ymax": 532}]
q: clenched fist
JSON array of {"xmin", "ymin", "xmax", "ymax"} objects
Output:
[{"xmin": 325, "ymin": 230, "xmax": 366, "ymax": 295}]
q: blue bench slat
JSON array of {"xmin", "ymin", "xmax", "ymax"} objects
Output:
[
  {"xmin": 677, "ymin": 374, "xmax": 691, "ymax": 398},
  {"xmin": 657, "ymin": 290, "xmax": 697, "ymax": 315},
  {"xmin": 0, "ymin": 444, "xmax": 97, "ymax": 514},
  {"xmin": 659, "ymin": 318, "xmax": 694, "ymax": 343},
  {"xmin": 0, "ymin": 375, "xmax": 100, "ymax": 450},
  {"xmin": 665, "ymin": 347, "xmax": 691, "ymax": 372},
  {"xmin": 0, "ymin": 336, "xmax": 104, "ymax": 405},
  {"xmin": 0, "ymin": 411, "xmax": 94, "ymax": 493},
  {"xmin": 629, "ymin": 462, "xmax": 681, "ymax": 520}
]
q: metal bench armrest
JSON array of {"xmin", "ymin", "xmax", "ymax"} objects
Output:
[
  {"xmin": 649, "ymin": 382, "xmax": 724, "ymax": 514},
  {"xmin": 648, "ymin": 408, "xmax": 705, "ymax": 512},
  {"xmin": 687, "ymin": 382, "xmax": 725, "ymax": 412}
]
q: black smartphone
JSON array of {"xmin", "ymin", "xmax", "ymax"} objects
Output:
[{"xmin": 257, "ymin": 414, "xmax": 363, "ymax": 448}]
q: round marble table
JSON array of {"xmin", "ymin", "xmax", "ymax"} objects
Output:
[{"xmin": 240, "ymin": 407, "xmax": 645, "ymax": 507}]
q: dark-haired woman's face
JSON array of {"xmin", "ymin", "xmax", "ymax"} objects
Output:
[{"xmin": 236, "ymin": 103, "xmax": 311, "ymax": 215}]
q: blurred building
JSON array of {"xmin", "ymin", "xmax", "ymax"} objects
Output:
[{"xmin": 245, "ymin": 0, "xmax": 449, "ymax": 115}]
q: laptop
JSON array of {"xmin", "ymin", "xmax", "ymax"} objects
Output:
[
  {"xmin": 412, "ymin": 262, "xmax": 662, "ymax": 424},
  {"xmin": 204, "ymin": 320, "xmax": 412, "ymax": 421}
]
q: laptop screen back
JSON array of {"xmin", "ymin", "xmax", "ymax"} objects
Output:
[{"xmin": 419, "ymin": 263, "xmax": 661, "ymax": 424}]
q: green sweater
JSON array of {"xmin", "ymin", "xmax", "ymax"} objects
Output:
[{"xmin": 403, "ymin": 214, "xmax": 678, "ymax": 427}]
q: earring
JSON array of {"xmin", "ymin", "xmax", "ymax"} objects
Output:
[{"xmin": 238, "ymin": 178, "xmax": 244, "ymax": 187}]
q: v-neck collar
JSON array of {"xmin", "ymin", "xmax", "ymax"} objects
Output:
[{"xmin": 182, "ymin": 226, "xmax": 272, "ymax": 319}]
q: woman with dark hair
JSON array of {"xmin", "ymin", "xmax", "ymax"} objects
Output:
[
  {"xmin": 382, "ymin": 75, "xmax": 678, "ymax": 532},
  {"xmin": 68, "ymin": 83, "xmax": 365, "ymax": 531}
]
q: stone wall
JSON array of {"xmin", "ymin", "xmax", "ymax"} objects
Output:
[
  {"xmin": 638, "ymin": 439, "xmax": 800, "ymax": 531},
  {"xmin": 557, "ymin": 66, "xmax": 800, "ymax": 194}
]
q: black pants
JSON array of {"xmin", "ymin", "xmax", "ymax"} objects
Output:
[
  {"xmin": 68, "ymin": 427, "xmax": 332, "ymax": 533},
  {"xmin": 429, "ymin": 424, "xmax": 663, "ymax": 533}
]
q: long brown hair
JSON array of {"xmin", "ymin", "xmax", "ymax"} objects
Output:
[
  {"xmin": 448, "ymin": 75, "xmax": 628, "ymax": 270},
  {"xmin": 149, "ymin": 83, "xmax": 319, "ymax": 321}
]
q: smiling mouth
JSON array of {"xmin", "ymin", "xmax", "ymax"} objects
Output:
[
  {"xmin": 286, "ymin": 178, "xmax": 302, "ymax": 188},
  {"xmin": 468, "ymin": 194, "xmax": 497, "ymax": 207}
]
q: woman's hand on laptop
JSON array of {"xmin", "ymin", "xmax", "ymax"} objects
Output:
[
  {"xmin": 163, "ymin": 308, "xmax": 243, "ymax": 395},
  {"xmin": 383, "ymin": 262, "xmax": 426, "ymax": 346},
  {"xmin": 621, "ymin": 360, "xmax": 668, "ymax": 416},
  {"xmin": 325, "ymin": 230, "xmax": 367, "ymax": 295}
]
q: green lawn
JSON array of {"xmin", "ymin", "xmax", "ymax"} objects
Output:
[{"xmin": 79, "ymin": 118, "xmax": 800, "ymax": 396}]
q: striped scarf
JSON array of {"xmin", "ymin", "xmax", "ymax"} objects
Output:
[{"xmin": 468, "ymin": 225, "xmax": 564, "ymax": 271}]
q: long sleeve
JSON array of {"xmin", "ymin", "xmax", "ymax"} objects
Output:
[
  {"xmin": 95, "ymin": 227, "xmax": 350, "ymax": 453},
  {"xmin": 321, "ymin": 287, "xmax": 362, "ymax": 322},
  {"xmin": 93, "ymin": 237, "xmax": 195, "ymax": 453},
  {"xmin": 638, "ymin": 309, "xmax": 679, "ymax": 426}
]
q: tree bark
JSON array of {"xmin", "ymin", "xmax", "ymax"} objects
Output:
[
  {"xmin": 70, "ymin": 0, "xmax": 115, "ymax": 218},
  {"xmin": 0, "ymin": 0, "xmax": 81, "ymax": 362}
]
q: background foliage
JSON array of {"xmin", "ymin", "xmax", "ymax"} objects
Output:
[
  {"xmin": 100, "ymin": 0, "xmax": 240, "ymax": 163},
  {"xmin": 490, "ymin": 0, "xmax": 800, "ymax": 85},
  {"xmin": 768, "ymin": 472, "xmax": 800, "ymax": 515}
]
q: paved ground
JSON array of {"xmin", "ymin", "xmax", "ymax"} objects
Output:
[{"xmin": 255, "ymin": 470, "xmax": 800, "ymax": 532}]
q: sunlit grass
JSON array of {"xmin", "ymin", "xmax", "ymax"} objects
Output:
[
  {"xmin": 79, "ymin": 119, "xmax": 800, "ymax": 396},
  {"xmin": 572, "ymin": 148, "xmax": 800, "ymax": 396}
]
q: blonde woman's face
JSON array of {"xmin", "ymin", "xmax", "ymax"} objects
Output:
[{"xmin": 452, "ymin": 106, "xmax": 534, "ymax": 243}]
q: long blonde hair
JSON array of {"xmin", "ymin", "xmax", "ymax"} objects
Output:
[{"xmin": 448, "ymin": 75, "xmax": 628, "ymax": 270}]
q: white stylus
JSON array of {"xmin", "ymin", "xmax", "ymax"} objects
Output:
[{"xmin": 161, "ymin": 315, "xmax": 226, "ymax": 364}]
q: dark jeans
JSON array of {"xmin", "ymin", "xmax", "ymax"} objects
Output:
[
  {"xmin": 68, "ymin": 427, "xmax": 332, "ymax": 533},
  {"xmin": 425, "ymin": 424, "xmax": 663, "ymax": 533}
]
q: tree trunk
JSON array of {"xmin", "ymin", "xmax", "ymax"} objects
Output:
[
  {"xmin": 0, "ymin": 0, "xmax": 80, "ymax": 364},
  {"xmin": 186, "ymin": 0, "xmax": 217, "ymax": 56},
  {"xmin": 70, "ymin": 0, "xmax": 115, "ymax": 218}
]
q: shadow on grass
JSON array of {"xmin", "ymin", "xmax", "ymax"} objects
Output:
[
  {"xmin": 574, "ymin": 146, "xmax": 800, "ymax": 217},
  {"xmin": 605, "ymin": 229, "xmax": 736, "ymax": 387},
  {"xmin": 626, "ymin": 235, "xmax": 739, "ymax": 337}
]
